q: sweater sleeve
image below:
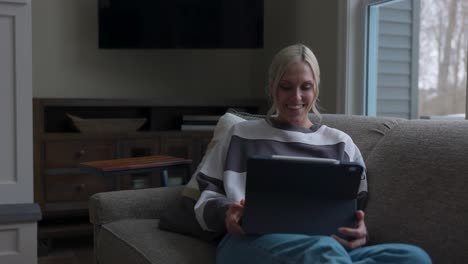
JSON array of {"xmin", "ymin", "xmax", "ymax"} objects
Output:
[{"xmin": 194, "ymin": 128, "xmax": 235, "ymax": 232}]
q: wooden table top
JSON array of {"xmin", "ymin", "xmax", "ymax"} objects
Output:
[{"xmin": 80, "ymin": 155, "xmax": 192, "ymax": 174}]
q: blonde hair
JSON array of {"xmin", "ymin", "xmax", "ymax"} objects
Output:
[{"xmin": 266, "ymin": 43, "xmax": 321, "ymax": 122}]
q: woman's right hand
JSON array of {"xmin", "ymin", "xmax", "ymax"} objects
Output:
[{"xmin": 225, "ymin": 199, "xmax": 245, "ymax": 235}]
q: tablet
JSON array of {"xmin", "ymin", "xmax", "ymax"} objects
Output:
[{"xmin": 241, "ymin": 155, "xmax": 364, "ymax": 236}]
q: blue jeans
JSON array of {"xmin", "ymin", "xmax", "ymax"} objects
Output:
[{"xmin": 216, "ymin": 234, "xmax": 432, "ymax": 264}]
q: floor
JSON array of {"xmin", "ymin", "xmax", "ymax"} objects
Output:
[{"xmin": 38, "ymin": 236, "xmax": 93, "ymax": 264}]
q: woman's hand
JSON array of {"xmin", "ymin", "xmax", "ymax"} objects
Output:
[
  {"xmin": 225, "ymin": 199, "xmax": 245, "ymax": 235},
  {"xmin": 332, "ymin": 210, "xmax": 368, "ymax": 250}
]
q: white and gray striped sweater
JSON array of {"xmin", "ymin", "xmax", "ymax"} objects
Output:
[{"xmin": 194, "ymin": 119, "xmax": 368, "ymax": 232}]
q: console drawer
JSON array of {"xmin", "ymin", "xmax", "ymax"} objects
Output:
[
  {"xmin": 45, "ymin": 140, "xmax": 115, "ymax": 168},
  {"xmin": 45, "ymin": 173, "xmax": 113, "ymax": 202}
]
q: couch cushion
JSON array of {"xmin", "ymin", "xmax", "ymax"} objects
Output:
[
  {"xmin": 99, "ymin": 219, "xmax": 216, "ymax": 264},
  {"xmin": 365, "ymin": 120, "xmax": 468, "ymax": 263}
]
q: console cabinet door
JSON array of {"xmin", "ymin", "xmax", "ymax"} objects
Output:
[
  {"xmin": 160, "ymin": 133, "xmax": 194, "ymax": 160},
  {"xmin": 159, "ymin": 133, "xmax": 197, "ymax": 185},
  {"xmin": 119, "ymin": 137, "xmax": 160, "ymax": 158},
  {"xmin": 118, "ymin": 137, "xmax": 160, "ymax": 189},
  {"xmin": 191, "ymin": 133, "xmax": 213, "ymax": 171}
]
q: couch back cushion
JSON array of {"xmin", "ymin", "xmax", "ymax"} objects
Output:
[
  {"xmin": 365, "ymin": 120, "xmax": 468, "ymax": 263},
  {"xmin": 316, "ymin": 114, "xmax": 401, "ymax": 161}
]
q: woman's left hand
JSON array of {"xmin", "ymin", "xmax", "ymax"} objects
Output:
[{"xmin": 332, "ymin": 210, "xmax": 368, "ymax": 250}]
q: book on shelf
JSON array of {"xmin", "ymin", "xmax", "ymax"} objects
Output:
[
  {"xmin": 182, "ymin": 115, "xmax": 222, "ymax": 122},
  {"xmin": 181, "ymin": 115, "xmax": 220, "ymax": 131},
  {"xmin": 182, "ymin": 120, "xmax": 218, "ymax": 126},
  {"xmin": 180, "ymin": 124, "xmax": 216, "ymax": 131}
]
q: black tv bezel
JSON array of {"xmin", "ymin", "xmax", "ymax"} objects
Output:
[{"xmin": 98, "ymin": 0, "xmax": 264, "ymax": 49}]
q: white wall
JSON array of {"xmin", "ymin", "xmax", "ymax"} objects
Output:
[
  {"xmin": 296, "ymin": 0, "xmax": 339, "ymax": 113},
  {"xmin": 32, "ymin": 0, "xmax": 340, "ymax": 112}
]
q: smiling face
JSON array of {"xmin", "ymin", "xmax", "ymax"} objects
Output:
[{"xmin": 275, "ymin": 62, "xmax": 315, "ymax": 128}]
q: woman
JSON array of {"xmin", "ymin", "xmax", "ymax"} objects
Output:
[{"xmin": 194, "ymin": 44, "xmax": 431, "ymax": 263}]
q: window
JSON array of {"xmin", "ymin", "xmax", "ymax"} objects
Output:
[
  {"xmin": 337, "ymin": 0, "xmax": 467, "ymax": 120},
  {"xmin": 418, "ymin": 0, "xmax": 467, "ymax": 119}
]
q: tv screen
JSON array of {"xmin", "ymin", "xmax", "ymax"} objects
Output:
[{"xmin": 98, "ymin": 0, "xmax": 264, "ymax": 49}]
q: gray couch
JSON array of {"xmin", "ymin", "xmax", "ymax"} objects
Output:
[{"xmin": 89, "ymin": 114, "xmax": 468, "ymax": 264}]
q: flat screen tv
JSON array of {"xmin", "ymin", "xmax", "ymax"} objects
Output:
[{"xmin": 98, "ymin": 0, "xmax": 264, "ymax": 49}]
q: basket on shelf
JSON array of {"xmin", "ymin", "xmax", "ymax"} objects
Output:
[{"xmin": 67, "ymin": 114, "xmax": 147, "ymax": 134}]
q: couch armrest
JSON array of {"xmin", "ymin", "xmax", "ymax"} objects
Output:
[{"xmin": 89, "ymin": 186, "xmax": 184, "ymax": 225}]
